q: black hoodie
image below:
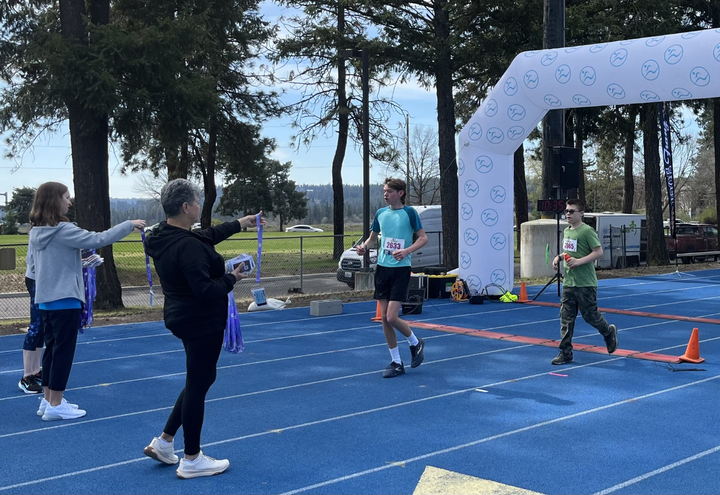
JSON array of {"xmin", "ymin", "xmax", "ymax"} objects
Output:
[{"xmin": 145, "ymin": 220, "xmax": 242, "ymax": 339}]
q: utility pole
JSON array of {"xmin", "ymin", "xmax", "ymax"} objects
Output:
[{"xmin": 406, "ymin": 114, "xmax": 410, "ymax": 205}]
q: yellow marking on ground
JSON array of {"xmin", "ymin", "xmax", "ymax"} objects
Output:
[{"xmin": 413, "ymin": 466, "xmax": 544, "ymax": 495}]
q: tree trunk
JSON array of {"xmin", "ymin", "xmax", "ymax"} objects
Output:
[
  {"xmin": 541, "ymin": 0, "xmax": 565, "ymax": 207},
  {"xmin": 622, "ymin": 105, "xmax": 638, "ymax": 213},
  {"xmin": 61, "ymin": 0, "xmax": 124, "ymax": 309},
  {"xmin": 513, "ymin": 144, "xmax": 528, "ymax": 252},
  {"xmin": 434, "ymin": 0, "xmax": 458, "ymax": 270},
  {"xmin": 332, "ymin": 5, "xmax": 348, "ymax": 261},
  {"xmin": 201, "ymin": 121, "xmax": 218, "ymax": 229},
  {"xmin": 714, "ymin": 99, "xmax": 720, "ymax": 246},
  {"xmin": 641, "ymin": 104, "xmax": 668, "ymax": 266}
]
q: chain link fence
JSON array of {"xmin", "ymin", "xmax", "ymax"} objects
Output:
[{"xmin": 1, "ymin": 231, "xmax": 444, "ymax": 320}]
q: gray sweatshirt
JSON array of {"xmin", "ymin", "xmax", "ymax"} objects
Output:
[{"xmin": 28, "ymin": 221, "xmax": 135, "ymax": 304}]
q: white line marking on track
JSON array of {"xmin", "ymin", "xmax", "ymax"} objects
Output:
[{"xmin": 594, "ymin": 444, "xmax": 720, "ymax": 494}]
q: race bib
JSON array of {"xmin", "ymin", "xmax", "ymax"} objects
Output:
[
  {"xmin": 384, "ymin": 237, "xmax": 405, "ymax": 255},
  {"xmin": 563, "ymin": 238, "xmax": 578, "ymax": 253}
]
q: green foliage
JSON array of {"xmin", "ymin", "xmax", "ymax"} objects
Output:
[
  {"xmin": 6, "ymin": 187, "xmax": 35, "ymax": 225},
  {"xmin": 698, "ymin": 206, "xmax": 718, "ymax": 226},
  {"xmin": 2, "ymin": 210, "xmax": 19, "ymax": 235}
]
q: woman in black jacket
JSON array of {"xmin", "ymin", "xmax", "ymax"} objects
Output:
[{"xmin": 143, "ymin": 178, "xmax": 264, "ymax": 479}]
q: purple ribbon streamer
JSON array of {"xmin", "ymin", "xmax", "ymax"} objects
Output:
[
  {"xmin": 79, "ymin": 251, "xmax": 96, "ymax": 333},
  {"xmin": 140, "ymin": 229, "xmax": 154, "ymax": 307},
  {"xmin": 223, "ymin": 292, "xmax": 244, "ymax": 353},
  {"xmin": 256, "ymin": 213, "xmax": 263, "ymax": 283}
]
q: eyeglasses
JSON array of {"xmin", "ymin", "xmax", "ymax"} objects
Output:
[{"xmin": 564, "ymin": 209, "xmax": 581, "ymax": 214}]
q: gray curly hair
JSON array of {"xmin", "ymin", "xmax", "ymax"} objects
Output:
[{"xmin": 160, "ymin": 179, "xmax": 202, "ymax": 217}]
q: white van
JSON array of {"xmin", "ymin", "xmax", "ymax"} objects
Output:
[
  {"xmin": 336, "ymin": 205, "xmax": 443, "ymax": 288},
  {"xmin": 583, "ymin": 212, "xmax": 646, "ymax": 268}
]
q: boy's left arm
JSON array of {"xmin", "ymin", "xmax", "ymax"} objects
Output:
[{"xmin": 392, "ymin": 229, "xmax": 428, "ymax": 261}]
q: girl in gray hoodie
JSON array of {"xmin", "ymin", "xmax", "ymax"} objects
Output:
[{"xmin": 28, "ymin": 182, "xmax": 145, "ymax": 421}]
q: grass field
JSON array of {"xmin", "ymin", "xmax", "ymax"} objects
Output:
[{"xmin": 0, "ymin": 230, "xmax": 365, "ymax": 292}]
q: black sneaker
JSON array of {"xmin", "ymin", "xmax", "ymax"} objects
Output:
[
  {"xmin": 605, "ymin": 324, "xmax": 618, "ymax": 354},
  {"xmin": 18, "ymin": 375, "xmax": 42, "ymax": 394},
  {"xmin": 35, "ymin": 370, "xmax": 42, "ymax": 386},
  {"xmin": 383, "ymin": 361, "xmax": 405, "ymax": 378},
  {"xmin": 410, "ymin": 338, "xmax": 425, "ymax": 368},
  {"xmin": 551, "ymin": 351, "xmax": 573, "ymax": 365}
]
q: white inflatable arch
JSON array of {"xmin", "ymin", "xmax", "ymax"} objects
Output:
[{"xmin": 457, "ymin": 28, "xmax": 720, "ymax": 295}]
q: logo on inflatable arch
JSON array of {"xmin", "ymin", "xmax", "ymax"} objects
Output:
[
  {"xmin": 464, "ymin": 180, "xmax": 480, "ymax": 198},
  {"xmin": 589, "ymin": 43, "xmax": 607, "ymax": 53},
  {"xmin": 475, "ymin": 155, "xmax": 493, "ymax": 173},
  {"xmin": 714, "ymin": 43, "xmax": 720, "ymax": 63},
  {"xmin": 484, "ymin": 99, "xmax": 498, "ymax": 117},
  {"xmin": 460, "ymin": 251, "xmax": 472, "ymax": 270},
  {"xmin": 610, "ymin": 48, "xmax": 628, "ymax": 67},
  {"xmin": 524, "ymin": 70, "xmax": 539, "ymax": 89},
  {"xmin": 690, "ymin": 67, "xmax": 710, "ymax": 86},
  {"xmin": 555, "ymin": 65, "xmax": 571, "ymax": 84},
  {"xmin": 565, "ymin": 47, "xmax": 581, "ymax": 54},
  {"xmin": 508, "ymin": 104, "xmax": 526, "ymax": 121},
  {"xmin": 607, "ymin": 84, "xmax": 626, "ymax": 99},
  {"xmin": 458, "ymin": 159, "xmax": 465, "ymax": 177},
  {"xmin": 579, "ymin": 66, "xmax": 596, "ymax": 86},
  {"xmin": 486, "ymin": 127, "xmax": 505, "ymax": 144},
  {"xmin": 573, "ymin": 95, "xmax": 592, "ymax": 106},
  {"xmin": 641, "ymin": 60, "xmax": 660, "ymax": 81},
  {"xmin": 465, "ymin": 275, "xmax": 482, "ymax": 295},
  {"xmin": 681, "ymin": 32, "xmax": 700, "ymax": 40},
  {"xmin": 490, "ymin": 186, "xmax": 507, "ymax": 203},
  {"xmin": 491, "ymin": 269, "xmax": 507, "ymax": 286},
  {"xmin": 461, "ymin": 203, "xmax": 474, "ymax": 221},
  {"xmin": 464, "ymin": 228, "xmax": 480, "ymax": 246},
  {"xmin": 541, "ymin": 51, "xmax": 558, "ymax": 66},
  {"xmin": 481, "ymin": 208, "xmax": 499, "ymax": 227},
  {"xmin": 469, "ymin": 123, "xmax": 482, "ymax": 141},
  {"xmin": 640, "ymin": 90, "xmax": 660, "ymax": 101},
  {"xmin": 504, "ymin": 77, "xmax": 519, "ymax": 96},
  {"xmin": 544, "ymin": 95, "xmax": 562, "ymax": 107},
  {"xmin": 645, "ymin": 36, "xmax": 665, "ymax": 47},
  {"xmin": 664, "ymin": 45, "xmax": 683, "ymax": 65},
  {"xmin": 672, "ymin": 88, "xmax": 692, "ymax": 99},
  {"xmin": 490, "ymin": 233, "xmax": 507, "ymax": 251},
  {"xmin": 508, "ymin": 126, "xmax": 525, "ymax": 140}
]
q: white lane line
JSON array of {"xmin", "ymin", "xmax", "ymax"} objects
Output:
[
  {"xmin": 3, "ymin": 372, "xmax": 715, "ymax": 492},
  {"xmin": 278, "ymin": 375, "xmax": 720, "ymax": 495},
  {"xmin": 594, "ymin": 445, "xmax": 720, "ymax": 494}
]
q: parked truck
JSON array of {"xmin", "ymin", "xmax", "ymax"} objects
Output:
[
  {"xmin": 665, "ymin": 223, "xmax": 720, "ymax": 263},
  {"xmin": 336, "ymin": 205, "xmax": 443, "ymax": 288}
]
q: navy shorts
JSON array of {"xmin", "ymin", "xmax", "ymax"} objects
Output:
[{"xmin": 373, "ymin": 265, "xmax": 411, "ymax": 302}]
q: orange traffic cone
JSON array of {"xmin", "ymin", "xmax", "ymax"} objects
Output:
[
  {"xmin": 518, "ymin": 282, "xmax": 528, "ymax": 302},
  {"xmin": 371, "ymin": 301, "xmax": 382, "ymax": 322},
  {"xmin": 679, "ymin": 327, "xmax": 705, "ymax": 363}
]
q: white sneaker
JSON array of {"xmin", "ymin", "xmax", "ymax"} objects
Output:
[
  {"xmin": 176, "ymin": 451, "xmax": 229, "ymax": 479},
  {"xmin": 42, "ymin": 400, "xmax": 86, "ymax": 421},
  {"xmin": 37, "ymin": 397, "xmax": 79, "ymax": 417},
  {"xmin": 143, "ymin": 437, "xmax": 179, "ymax": 465}
]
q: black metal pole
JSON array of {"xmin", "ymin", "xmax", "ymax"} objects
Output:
[{"xmin": 362, "ymin": 48, "xmax": 370, "ymax": 270}]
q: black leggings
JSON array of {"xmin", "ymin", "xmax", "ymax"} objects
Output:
[{"xmin": 164, "ymin": 330, "xmax": 224, "ymax": 456}]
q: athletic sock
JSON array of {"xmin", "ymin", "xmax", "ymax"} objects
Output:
[
  {"xmin": 389, "ymin": 346, "xmax": 402, "ymax": 364},
  {"xmin": 407, "ymin": 332, "xmax": 419, "ymax": 346}
]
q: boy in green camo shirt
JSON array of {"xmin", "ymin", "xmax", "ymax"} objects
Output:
[{"xmin": 550, "ymin": 199, "xmax": 618, "ymax": 365}]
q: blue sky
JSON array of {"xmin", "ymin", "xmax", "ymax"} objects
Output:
[{"xmin": 0, "ymin": 1, "xmax": 439, "ymax": 201}]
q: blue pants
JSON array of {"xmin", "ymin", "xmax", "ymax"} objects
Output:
[{"xmin": 22, "ymin": 277, "xmax": 44, "ymax": 351}]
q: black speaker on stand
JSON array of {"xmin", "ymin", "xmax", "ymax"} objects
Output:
[{"xmin": 552, "ymin": 147, "xmax": 581, "ymax": 190}]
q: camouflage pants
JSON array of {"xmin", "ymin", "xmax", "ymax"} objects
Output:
[{"xmin": 559, "ymin": 286, "xmax": 611, "ymax": 353}]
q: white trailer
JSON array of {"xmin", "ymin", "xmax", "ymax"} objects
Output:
[{"xmin": 582, "ymin": 212, "xmax": 646, "ymax": 269}]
